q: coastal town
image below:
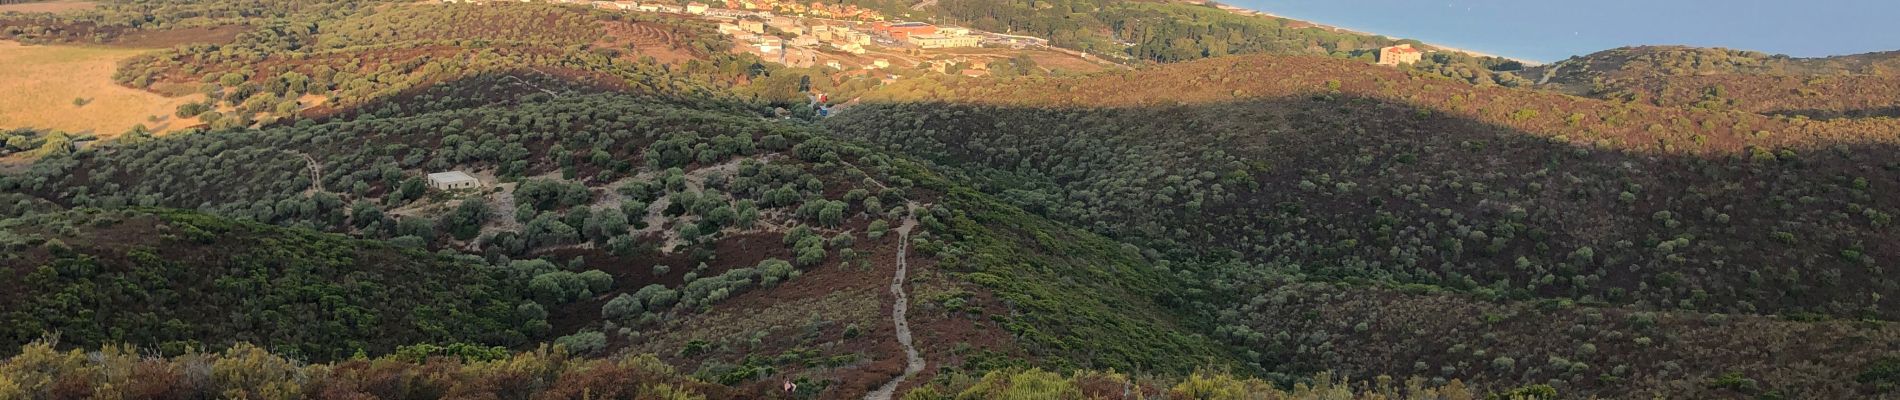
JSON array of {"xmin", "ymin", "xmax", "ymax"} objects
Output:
[
  {"xmin": 441, "ymin": 0, "xmax": 1106, "ymax": 78},
  {"xmin": 435, "ymin": 0, "xmax": 1536, "ymax": 86}
]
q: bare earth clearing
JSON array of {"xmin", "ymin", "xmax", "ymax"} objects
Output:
[{"xmin": 0, "ymin": 40, "xmax": 204, "ymax": 137}]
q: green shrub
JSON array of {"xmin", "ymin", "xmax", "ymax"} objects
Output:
[
  {"xmin": 392, "ymin": 343, "xmax": 509, "ymax": 362},
  {"xmin": 579, "ymin": 270, "xmax": 614, "ymax": 293},
  {"xmin": 1492, "ymin": 356, "xmax": 1517, "ymax": 371},
  {"xmin": 1487, "ymin": 384, "xmax": 1556, "ymax": 400},
  {"xmin": 1858, "ymin": 357, "xmax": 1900, "ymax": 391},
  {"xmin": 1708, "ymin": 372, "xmax": 1760, "ymax": 393},
  {"xmin": 602, "ymin": 294, "xmax": 642, "ymax": 321},
  {"xmin": 553, "ymin": 331, "xmax": 607, "ymax": 355}
]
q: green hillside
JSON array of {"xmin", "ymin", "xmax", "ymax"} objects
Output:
[
  {"xmin": 1529, "ymin": 46, "xmax": 1900, "ymax": 118},
  {"xmin": 0, "ymin": 207, "xmax": 549, "ymax": 360},
  {"xmin": 827, "ymin": 54, "xmax": 1900, "ymax": 397},
  {"xmin": 4, "ymin": 0, "xmax": 1899, "ymax": 398},
  {"xmin": 0, "ymin": 73, "xmax": 1240, "ymax": 396}
]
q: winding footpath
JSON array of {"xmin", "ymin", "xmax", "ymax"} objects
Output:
[
  {"xmin": 1537, "ymin": 61, "xmax": 1565, "ymax": 85},
  {"xmin": 865, "ymin": 209, "xmax": 923, "ymax": 400},
  {"xmin": 285, "ymin": 150, "xmax": 325, "ymax": 195}
]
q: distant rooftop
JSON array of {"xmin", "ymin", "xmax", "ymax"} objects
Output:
[{"xmin": 427, "ymin": 171, "xmax": 478, "ymax": 183}]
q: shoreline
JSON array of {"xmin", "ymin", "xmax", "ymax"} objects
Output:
[{"xmin": 1203, "ymin": 1, "xmax": 1545, "ymax": 65}]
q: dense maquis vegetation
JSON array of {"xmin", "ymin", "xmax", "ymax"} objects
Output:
[
  {"xmin": 899, "ymin": 159, "xmax": 1235, "ymax": 373},
  {"xmin": 829, "ymin": 54, "xmax": 1900, "ymax": 397},
  {"xmin": 1537, "ymin": 46, "xmax": 1900, "ymax": 83},
  {"xmin": 8, "ymin": 0, "xmax": 1900, "ymax": 397},
  {"xmin": 107, "ymin": 2, "xmax": 766, "ymax": 127},
  {"xmin": 0, "ymin": 339, "xmax": 1532, "ymax": 400},
  {"xmin": 4, "ymin": 76, "xmax": 752, "ymax": 319},
  {"xmin": 0, "ymin": 128, "xmax": 92, "ymax": 158},
  {"xmin": 0, "ymin": 340, "xmax": 740, "ymax": 399},
  {"xmin": 1532, "ymin": 46, "xmax": 1900, "ymax": 119},
  {"xmin": 1203, "ymin": 274, "xmax": 1900, "ymax": 398},
  {"xmin": 1, "ymin": 79, "xmax": 907, "ymax": 344},
  {"xmin": 0, "ymin": 72, "xmax": 877, "ymax": 299},
  {"xmin": 0, "ymin": 68, "xmax": 1256, "ymax": 396},
  {"xmin": 0, "ymin": 208, "xmax": 568, "ymax": 361},
  {"xmin": 5, "ymin": 73, "xmax": 770, "ymax": 233},
  {"xmin": 0, "ymin": 0, "xmax": 373, "ymax": 44}
]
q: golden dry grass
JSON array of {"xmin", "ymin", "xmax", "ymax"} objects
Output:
[
  {"xmin": 0, "ymin": 0, "xmax": 96, "ymax": 14},
  {"xmin": 930, "ymin": 47, "xmax": 1111, "ymax": 74},
  {"xmin": 0, "ymin": 40, "xmax": 203, "ymax": 137}
]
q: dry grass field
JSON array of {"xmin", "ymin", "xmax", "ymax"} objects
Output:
[
  {"xmin": 933, "ymin": 46, "xmax": 1116, "ymax": 74},
  {"xmin": 0, "ymin": 0, "xmax": 96, "ymax": 14},
  {"xmin": 0, "ymin": 40, "xmax": 202, "ymax": 137}
]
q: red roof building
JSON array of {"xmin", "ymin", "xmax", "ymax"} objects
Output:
[
  {"xmin": 873, "ymin": 21, "xmax": 936, "ymax": 41},
  {"xmin": 1378, "ymin": 44, "xmax": 1423, "ymax": 66}
]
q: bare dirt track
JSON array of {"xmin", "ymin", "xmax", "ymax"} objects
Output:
[{"xmin": 863, "ymin": 206, "xmax": 921, "ymax": 400}]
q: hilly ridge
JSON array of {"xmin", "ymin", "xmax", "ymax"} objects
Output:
[
  {"xmin": 1530, "ymin": 46, "xmax": 1900, "ymax": 119},
  {"xmin": 3, "ymin": 0, "xmax": 1900, "ymax": 398},
  {"xmin": 829, "ymin": 54, "xmax": 1900, "ymax": 397},
  {"xmin": 0, "ymin": 207, "xmax": 553, "ymax": 359},
  {"xmin": 0, "ymin": 71, "xmax": 1244, "ymax": 397}
]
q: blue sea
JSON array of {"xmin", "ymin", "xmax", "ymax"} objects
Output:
[{"xmin": 1226, "ymin": 0, "xmax": 1900, "ymax": 63}]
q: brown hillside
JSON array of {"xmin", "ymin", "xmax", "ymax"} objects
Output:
[
  {"xmin": 1530, "ymin": 46, "xmax": 1900, "ymax": 82},
  {"xmin": 842, "ymin": 54, "xmax": 1900, "ymax": 320},
  {"xmin": 110, "ymin": 3, "xmax": 741, "ymax": 123},
  {"xmin": 1526, "ymin": 46, "xmax": 1900, "ymax": 119},
  {"xmin": 4, "ymin": 71, "xmax": 1230, "ymax": 397},
  {"xmin": 863, "ymin": 54, "xmax": 1900, "ymax": 155},
  {"xmin": 1233, "ymin": 281, "xmax": 1900, "ymax": 399}
]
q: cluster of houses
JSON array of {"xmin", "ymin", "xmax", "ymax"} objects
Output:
[
  {"xmin": 717, "ymin": 0, "xmax": 880, "ymax": 20},
  {"xmin": 718, "ymin": 16, "xmax": 875, "ymax": 62},
  {"xmin": 868, "ymin": 21, "xmax": 980, "ymax": 49},
  {"xmin": 442, "ymin": 0, "xmax": 995, "ymax": 72},
  {"xmin": 568, "ymin": 0, "xmax": 697, "ymax": 14},
  {"xmin": 444, "ymin": 0, "xmax": 881, "ymax": 21},
  {"xmin": 717, "ymin": 17, "xmax": 985, "ymax": 69},
  {"xmin": 922, "ymin": 57, "xmax": 991, "ymax": 77}
]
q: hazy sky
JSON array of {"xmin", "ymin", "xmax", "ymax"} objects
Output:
[{"xmin": 1227, "ymin": 0, "xmax": 1900, "ymax": 63}]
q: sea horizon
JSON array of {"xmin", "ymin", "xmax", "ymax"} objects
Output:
[{"xmin": 1220, "ymin": 0, "xmax": 1900, "ymax": 63}]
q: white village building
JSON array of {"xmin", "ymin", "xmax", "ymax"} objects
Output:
[{"xmin": 428, "ymin": 171, "xmax": 482, "ymax": 190}]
